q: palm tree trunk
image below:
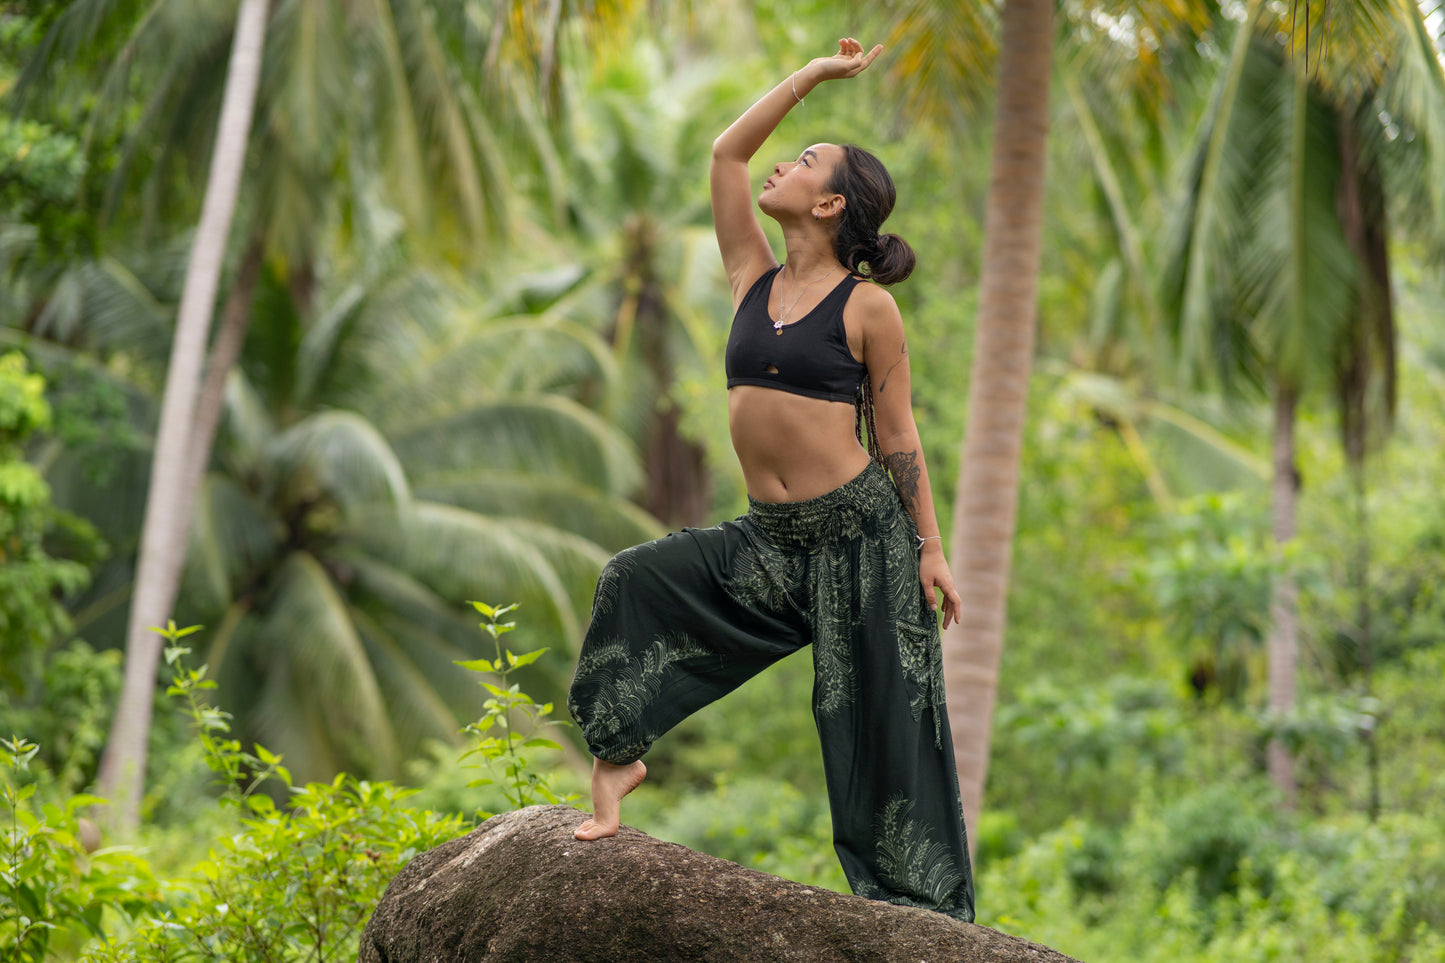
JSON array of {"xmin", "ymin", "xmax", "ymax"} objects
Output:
[
  {"xmin": 1266, "ymin": 383, "xmax": 1299, "ymax": 806},
  {"xmin": 185, "ymin": 236, "xmax": 264, "ymax": 486},
  {"xmin": 1334, "ymin": 104, "xmax": 1391, "ymax": 821},
  {"xmin": 943, "ymin": 0, "xmax": 1052, "ymax": 860},
  {"xmin": 96, "ymin": 0, "xmax": 270, "ymax": 833}
]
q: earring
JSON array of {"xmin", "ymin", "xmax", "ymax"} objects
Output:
[{"xmin": 813, "ymin": 212, "xmax": 821, "ymax": 219}]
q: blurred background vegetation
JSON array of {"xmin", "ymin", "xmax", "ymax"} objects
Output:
[{"xmin": 3, "ymin": 0, "xmax": 1445, "ymax": 960}]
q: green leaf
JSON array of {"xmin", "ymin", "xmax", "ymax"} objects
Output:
[{"xmin": 507, "ymin": 648, "xmax": 548, "ymax": 668}]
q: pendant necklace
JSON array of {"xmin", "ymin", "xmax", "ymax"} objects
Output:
[{"xmin": 774, "ymin": 266, "xmax": 838, "ymax": 334}]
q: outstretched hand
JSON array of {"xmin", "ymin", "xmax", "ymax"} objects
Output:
[{"xmin": 809, "ymin": 37, "xmax": 883, "ymax": 82}]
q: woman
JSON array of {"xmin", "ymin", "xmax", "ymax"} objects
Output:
[{"xmin": 567, "ymin": 38, "xmax": 975, "ymax": 921}]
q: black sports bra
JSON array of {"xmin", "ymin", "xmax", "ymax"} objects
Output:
[{"xmin": 724, "ymin": 266, "xmax": 867, "ymax": 404}]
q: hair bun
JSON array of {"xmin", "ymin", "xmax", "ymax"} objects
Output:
[{"xmin": 872, "ymin": 232, "xmax": 915, "ymax": 285}]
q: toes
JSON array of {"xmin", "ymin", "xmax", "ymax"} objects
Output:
[{"xmin": 574, "ymin": 819, "xmax": 616, "ymax": 841}]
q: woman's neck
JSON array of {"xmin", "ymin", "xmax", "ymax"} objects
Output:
[{"xmin": 778, "ymin": 228, "xmax": 842, "ymax": 280}]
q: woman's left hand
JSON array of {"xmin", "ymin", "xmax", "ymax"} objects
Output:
[
  {"xmin": 808, "ymin": 37, "xmax": 883, "ymax": 82},
  {"xmin": 919, "ymin": 547, "xmax": 963, "ymax": 630}
]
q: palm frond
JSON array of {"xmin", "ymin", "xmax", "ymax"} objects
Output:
[
  {"xmin": 1372, "ymin": 0, "xmax": 1445, "ymax": 246},
  {"xmin": 247, "ymin": 657, "xmax": 345, "ymax": 785},
  {"xmin": 339, "ymin": 552, "xmax": 481, "ymax": 660},
  {"xmin": 355, "ymin": 312, "xmax": 622, "ymax": 419},
  {"xmin": 364, "ymin": 500, "xmax": 609, "ymax": 650},
  {"xmin": 267, "ymin": 409, "xmax": 412, "ymax": 519},
  {"xmin": 218, "ymin": 368, "xmax": 276, "ymax": 475},
  {"xmin": 183, "ymin": 472, "xmax": 282, "ymax": 612},
  {"xmin": 1244, "ymin": 60, "xmax": 1357, "ymax": 389},
  {"xmin": 349, "ymin": 605, "xmax": 465, "ymax": 753},
  {"xmin": 392, "ymin": 0, "xmax": 505, "ymax": 240},
  {"xmin": 385, "ymin": 395, "xmax": 643, "ymax": 499},
  {"xmin": 883, "ymin": 0, "xmax": 998, "ymax": 124},
  {"xmin": 412, "ymin": 468, "xmax": 664, "ymax": 552},
  {"xmin": 357, "ymin": 0, "xmax": 430, "ymax": 234},
  {"xmin": 254, "ymin": 550, "xmax": 400, "ymax": 777},
  {"xmin": 1160, "ymin": 2, "xmax": 1273, "ymax": 397}
]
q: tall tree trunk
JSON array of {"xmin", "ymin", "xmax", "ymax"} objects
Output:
[
  {"xmin": 184, "ymin": 236, "xmax": 264, "ymax": 487},
  {"xmin": 1334, "ymin": 101, "xmax": 1392, "ymax": 821},
  {"xmin": 96, "ymin": 0, "xmax": 270, "ymax": 833},
  {"xmin": 1350, "ymin": 463, "xmax": 1380, "ymax": 819},
  {"xmin": 621, "ymin": 219, "xmax": 711, "ymax": 529},
  {"xmin": 943, "ymin": 0, "xmax": 1052, "ymax": 860},
  {"xmin": 1266, "ymin": 383, "xmax": 1299, "ymax": 806}
]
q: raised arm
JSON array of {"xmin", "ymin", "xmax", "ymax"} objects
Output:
[{"xmin": 710, "ymin": 38, "xmax": 882, "ymax": 304}]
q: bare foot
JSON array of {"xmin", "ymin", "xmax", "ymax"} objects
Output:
[{"xmin": 574, "ymin": 758, "xmax": 647, "ymax": 840}]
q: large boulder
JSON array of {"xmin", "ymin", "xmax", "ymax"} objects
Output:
[{"xmin": 359, "ymin": 805, "xmax": 1082, "ymax": 963}]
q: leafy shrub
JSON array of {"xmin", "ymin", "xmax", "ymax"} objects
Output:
[
  {"xmin": 70, "ymin": 626, "xmax": 464, "ymax": 962},
  {"xmin": 979, "ymin": 789, "xmax": 1445, "ymax": 963},
  {"xmin": 1, "ymin": 736, "xmax": 162, "ymax": 962},
  {"xmin": 0, "ymin": 352, "xmax": 103, "ymax": 697},
  {"xmin": 77, "ymin": 607, "xmax": 575, "ymax": 962},
  {"xmin": 0, "ymin": 640, "xmax": 121, "ymax": 795},
  {"xmin": 1122, "ymin": 779, "xmax": 1287, "ymax": 909},
  {"xmin": 989, "ymin": 674, "xmax": 1190, "ymax": 832}
]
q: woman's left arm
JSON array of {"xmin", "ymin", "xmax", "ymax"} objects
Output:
[{"xmin": 852, "ymin": 285, "xmax": 963, "ymax": 628}]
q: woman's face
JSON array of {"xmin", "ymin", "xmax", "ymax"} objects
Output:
[{"xmin": 758, "ymin": 143, "xmax": 844, "ymax": 220}]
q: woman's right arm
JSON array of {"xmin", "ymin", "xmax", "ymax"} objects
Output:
[{"xmin": 710, "ymin": 38, "xmax": 882, "ymax": 304}]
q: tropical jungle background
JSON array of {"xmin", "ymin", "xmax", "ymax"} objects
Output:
[{"xmin": 4, "ymin": 0, "xmax": 1445, "ymax": 959}]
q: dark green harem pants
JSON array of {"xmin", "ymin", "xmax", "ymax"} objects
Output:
[{"xmin": 567, "ymin": 461, "xmax": 975, "ymax": 921}]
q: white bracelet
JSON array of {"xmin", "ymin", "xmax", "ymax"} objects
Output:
[
  {"xmin": 917, "ymin": 535, "xmax": 942, "ymax": 548},
  {"xmin": 791, "ymin": 72, "xmax": 804, "ymax": 106}
]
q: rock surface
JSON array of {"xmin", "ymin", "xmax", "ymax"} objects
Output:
[{"xmin": 358, "ymin": 805, "xmax": 1082, "ymax": 963}]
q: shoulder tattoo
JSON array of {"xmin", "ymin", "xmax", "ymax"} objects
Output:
[{"xmin": 878, "ymin": 342, "xmax": 907, "ymax": 394}]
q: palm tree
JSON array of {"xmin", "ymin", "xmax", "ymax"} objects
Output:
[
  {"xmin": 15, "ymin": 0, "xmax": 631, "ymax": 829},
  {"xmin": 545, "ymin": 49, "xmax": 742, "ymax": 527},
  {"xmin": 881, "ymin": 0, "xmax": 1211, "ymax": 852},
  {"xmin": 937, "ymin": 0, "xmax": 1054, "ymax": 853},
  {"xmin": 1160, "ymin": 0, "xmax": 1444, "ymax": 802},
  {"xmin": 89, "ymin": 0, "xmax": 270, "ymax": 831},
  {"xmin": 36, "ymin": 250, "xmax": 660, "ymax": 789}
]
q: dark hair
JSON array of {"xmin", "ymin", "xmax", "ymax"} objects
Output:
[{"xmin": 826, "ymin": 144, "xmax": 915, "ymax": 286}]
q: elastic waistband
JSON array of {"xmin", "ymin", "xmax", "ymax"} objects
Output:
[{"xmin": 745, "ymin": 461, "xmax": 899, "ymax": 546}]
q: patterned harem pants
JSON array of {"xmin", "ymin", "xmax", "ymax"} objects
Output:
[{"xmin": 567, "ymin": 461, "xmax": 975, "ymax": 921}]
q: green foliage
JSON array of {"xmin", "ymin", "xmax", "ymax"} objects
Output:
[
  {"xmin": 979, "ymin": 784, "xmax": 1445, "ymax": 963},
  {"xmin": 78, "ymin": 622, "xmax": 466, "ymax": 963},
  {"xmin": 991, "ymin": 675, "xmax": 1188, "ymax": 831},
  {"xmin": 456, "ymin": 602, "xmax": 578, "ymax": 818},
  {"xmin": 0, "ymin": 352, "xmax": 100, "ymax": 695},
  {"xmin": 0, "ymin": 352, "xmax": 49, "ymax": 443},
  {"xmin": 2, "ymin": 603, "xmax": 585, "ymax": 962},
  {"xmin": 0, "ymin": 640, "xmax": 120, "ymax": 795},
  {"xmin": 1, "ymin": 735, "xmax": 162, "ymax": 962},
  {"xmin": 2, "ymin": 7, "xmax": 1444, "ymax": 961},
  {"xmin": 626, "ymin": 775, "xmax": 847, "ymax": 895},
  {"xmin": 1138, "ymin": 493, "xmax": 1276, "ymax": 700},
  {"xmin": 0, "ymin": 116, "xmax": 87, "ymax": 264}
]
